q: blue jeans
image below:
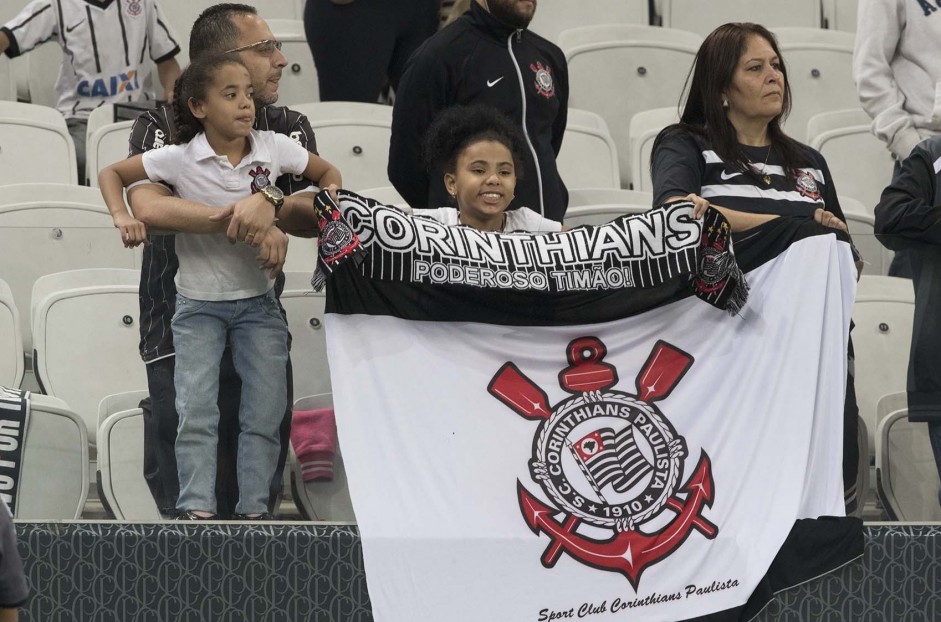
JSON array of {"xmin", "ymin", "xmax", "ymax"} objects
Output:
[{"xmin": 172, "ymin": 291, "xmax": 288, "ymax": 515}]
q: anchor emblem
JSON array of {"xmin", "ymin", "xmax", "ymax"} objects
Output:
[{"xmin": 488, "ymin": 337, "xmax": 718, "ymax": 589}]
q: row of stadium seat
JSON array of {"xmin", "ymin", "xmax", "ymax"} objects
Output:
[
  {"xmin": 0, "ymin": 385, "xmax": 352, "ymax": 522},
  {"xmin": 1, "ymin": 266, "xmax": 352, "ymax": 522},
  {"xmin": 0, "ymin": 0, "xmax": 861, "ymax": 59},
  {"xmin": 0, "ymin": 94, "xmax": 892, "ymax": 224},
  {"xmin": 0, "ymin": 18, "xmax": 891, "ymax": 207}
]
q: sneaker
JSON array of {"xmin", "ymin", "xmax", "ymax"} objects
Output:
[
  {"xmin": 231, "ymin": 512, "xmax": 276, "ymax": 521},
  {"xmin": 176, "ymin": 510, "xmax": 218, "ymax": 521}
]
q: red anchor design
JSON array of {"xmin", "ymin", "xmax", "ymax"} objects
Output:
[{"xmin": 489, "ymin": 338, "xmax": 717, "ymax": 588}]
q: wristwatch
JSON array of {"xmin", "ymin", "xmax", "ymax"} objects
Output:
[{"xmin": 260, "ymin": 185, "xmax": 284, "ymax": 213}]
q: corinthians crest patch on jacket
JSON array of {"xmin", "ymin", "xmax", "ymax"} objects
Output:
[{"xmin": 488, "ymin": 337, "xmax": 718, "ymax": 589}]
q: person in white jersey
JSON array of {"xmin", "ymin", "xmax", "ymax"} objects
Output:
[{"xmin": 0, "ymin": 0, "xmax": 182, "ymax": 183}]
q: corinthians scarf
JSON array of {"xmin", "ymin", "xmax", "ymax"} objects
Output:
[
  {"xmin": 315, "ymin": 192, "xmax": 863, "ymax": 622},
  {"xmin": 312, "ymin": 190, "xmax": 748, "ymax": 316}
]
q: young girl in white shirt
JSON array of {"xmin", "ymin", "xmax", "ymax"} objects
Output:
[
  {"xmin": 99, "ymin": 54, "xmax": 341, "ymax": 520},
  {"xmin": 412, "ymin": 104, "xmax": 563, "ymax": 233}
]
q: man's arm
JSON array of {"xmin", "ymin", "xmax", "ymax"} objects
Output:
[
  {"xmin": 0, "ymin": 0, "xmax": 57, "ymax": 59},
  {"xmin": 156, "ymin": 57, "xmax": 181, "ymax": 100},
  {"xmin": 127, "ymin": 108, "xmax": 232, "ymax": 234},
  {"xmin": 104, "ymin": 150, "xmax": 224, "ymax": 236},
  {"xmin": 276, "ymin": 192, "xmax": 317, "ymax": 237},
  {"xmin": 128, "ymin": 183, "xmax": 228, "ymax": 234}
]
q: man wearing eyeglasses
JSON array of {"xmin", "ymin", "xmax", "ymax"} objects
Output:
[{"xmin": 125, "ymin": 3, "xmax": 321, "ymax": 520}]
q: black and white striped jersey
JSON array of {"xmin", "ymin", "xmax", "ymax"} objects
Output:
[
  {"xmin": 1, "ymin": 0, "xmax": 180, "ymax": 119},
  {"xmin": 652, "ymin": 133, "xmax": 847, "ymax": 222}
]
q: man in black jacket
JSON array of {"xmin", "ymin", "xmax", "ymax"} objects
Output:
[
  {"xmin": 388, "ymin": 0, "xmax": 569, "ymax": 222},
  {"xmin": 874, "ymin": 135, "xmax": 941, "ymax": 504}
]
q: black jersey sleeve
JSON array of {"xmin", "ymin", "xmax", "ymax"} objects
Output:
[
  {"xmin": 814, "ymin": 151, "xmax": 846, "ymax": 223},
  {"xmin": 277, "ymin": 109, "xmax": 319, "ymax": 196},
  {"xmin": 128, "ymin": 106, "xmax": 172, "ymax": 156},
  {"xmin": 651, "ymin": 132, "xmax": 704, "ymax": 206}
]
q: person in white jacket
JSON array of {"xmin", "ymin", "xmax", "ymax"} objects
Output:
[
  {"xmin": 854, "ymin": 0, "xmax": 941, "ymax": 161},
  {"xmin": 853, "ymin": 0, "xmax": 941, "ymax": 277}
]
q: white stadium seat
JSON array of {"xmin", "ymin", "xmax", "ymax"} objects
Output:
[
  {"xmin": 660, "ymin": 0, "xmax": 822, "ymax": 36},
  {"xmin": 282, "ymin": 272, "xmax": 331, "ymax": 401},
  {"xmin": 564, "ymin": 188, "xmax": 653, "ymax": 227},
  {"xmin": 85, "ymin": 104, "xmax": 134, "ymax": 186},
  {"xmin": 876, "ymin": 407, "xmax": 941, "ymax": 521},
  {"xmin": 630, "ymin": 106, "xmax": 680, "ymax": 193},
  {"xmin": 17, "ymin": 393, "xmax": 89, "ymax": 520},
  {"xmin": 852, "ymin": 275, "xmax": 915, "ymax": 459},
  {"xmin": 558, "ymin": 108, "xmax": 621, "ymax": 190},
  {"xmin": 822, "ymin": 0, "xmax": 859, "ymax": 32},
  {"xmin": 569, "ymin": 187, "xmax": 654, "ymax": 209},
  {"xmin": 290, "ymin": 393, "xmax": 355, "ymax": 522},
  {"xmin": 560, "ymin": 25, "xmax": 701, "ymax": 188},
  {"xmin": 0, "ymin": 56, "xmax": 13, "ymax": 102},
  {"xmin": 528, "ymin": 0, "xmax": 650, "ymax": 45},
  {"xmin": 97, "ymin": 390, "xmax": 149, "ymax": 433},
  {"xmin": 844, "ymin": 210, "xmax": 893, "ymax": 276},
  {"xmin": 267, "ymin": 19, "xmax": 319, "ymax": 107},
  {"xmin": 808, "ymin": 108, "xmax": 894, "ymax": 214},
  {"xmin": 774, "ymin": 28, "xmax": 858, "ymax": 143},
  {"xmin": 31, "ymin": 268, "xmax": 147, "ymax": 447},
  {"xmin": 0, "ymin": 183, "xmax": 142, "ymax": 353},
  {"xmin": 0, "ymin": 101, "xmax": 77, "ymax": 183},
  {"xmin": 291, "ymin": 102, "xmax": 393, "ymax": 192},
  {"xmin": 0, "ymin": 279, "xmax": 23, "ymax": 389},
  {"xmin": 98, "ymin": 407, "xmax": 161, "ymax": 520},
  {"xmin": 358, "ymin": 186, "xmax": 409, "ymax": 210}
]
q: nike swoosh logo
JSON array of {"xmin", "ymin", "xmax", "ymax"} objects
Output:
[
  {"xmin": 719, "ymin": 170, "xmax": 741, "ymax": 180},
  {"xmin": 487, "ymin": 77, "xmax": 504, "ymax": 88},
  {"xmin": 65, "ymin": 19, "xmax": 85, "ymax": 33}
]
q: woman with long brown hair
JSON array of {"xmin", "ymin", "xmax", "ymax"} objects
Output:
[{"xmin": 651, "ymin": 22, "xmax": 849, "ymax": 233}]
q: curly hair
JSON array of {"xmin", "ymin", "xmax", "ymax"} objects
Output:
[
  {"xmin": 171, "ymin": 55, "xmax": 250, "ymax": 144},
  {"xmin": 422, "ymin": 104, "xmax": 526, "ymax": 179}
]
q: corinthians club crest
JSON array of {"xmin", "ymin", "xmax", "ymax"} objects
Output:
[{"xmin": 488, "ymin": 337, "xmax": 718, "ymax": 589}]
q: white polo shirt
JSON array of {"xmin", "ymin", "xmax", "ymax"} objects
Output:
[
  {"xmin": 411, "ymin": 206, "xmax": 562, "ymax": 232},
  {"xmin": 142, "ymin": 129, "xmax": 310, "ymax": 301},
  {"xmin": 1, "ymin": 0, "xmax": 180, "ymax": 119}
]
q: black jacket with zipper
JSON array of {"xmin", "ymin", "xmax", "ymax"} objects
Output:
[
  {"xmin": 388, "ymin": 0, "xmax": 569, "ymax": 221},
  {"xmin": 874, "ymin": 135, "xmax": 941, "ymax": 422}
]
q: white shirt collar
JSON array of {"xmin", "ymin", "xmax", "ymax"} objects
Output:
[{"xmin": 188, "ymin": 130, "xmax": 271, "ymax": 166}]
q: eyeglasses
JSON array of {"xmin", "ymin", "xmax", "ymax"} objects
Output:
[{"xmin": 224, "ymin": 39, "xmax": 283, "ymax": 56}]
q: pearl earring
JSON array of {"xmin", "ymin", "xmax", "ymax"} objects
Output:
[{"xmin": 722, "ymin": 99, "xmax": 729, "ymax": 109}]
